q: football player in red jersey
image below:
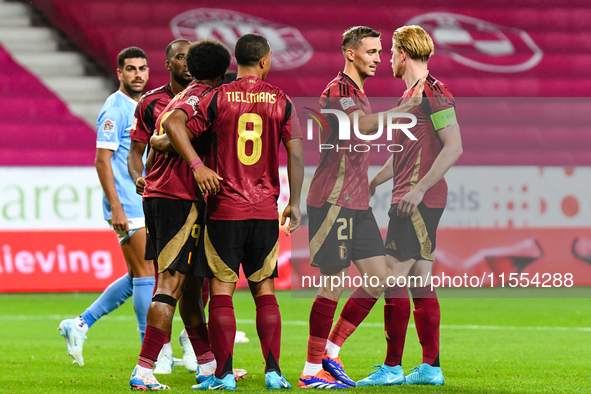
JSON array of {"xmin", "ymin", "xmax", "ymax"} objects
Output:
[
  {"xmin": 300, "ymin": 26, "xmax": 426, "ymax": 389},
  {"xmin": 360, "ymin": 25, "xmax": 462, "ymax": 387},
  {"xmin": 125, "ymin": 38, "xmax": 206, "ymax": 376},
  {"xmin": 128, "ymin": 40, "xmax": 233, "ymax": 391},
  {"xmin": 128, "ymin": 39, "xmax": 192, "ymax": 194},
  {"xmin": 163, "ymin": 33, "xmax": 304, "ymax": 390}
]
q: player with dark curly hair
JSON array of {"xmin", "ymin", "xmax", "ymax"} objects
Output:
[{"xmin": 128, "ymin": 39, "xmax": 234, "ymax": 391}]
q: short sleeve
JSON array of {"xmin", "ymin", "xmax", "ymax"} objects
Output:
[
  {"xmin": 282, "ymin": 96, "xmax": 302, "ymax": 143},
  {"xmin": 424, "ymin": 81, "xmax": 457, "ymax": 131},
  {"xmin": 96, "ymin": 105, "xmax": 123, "ymax": 151},
  {"xmin": 175, "ymin": 87, "xmax": 212, "ymax": 122},
  {"xmin": 185, "ymin": 92, "xmax": 216, "ymax": 138}
]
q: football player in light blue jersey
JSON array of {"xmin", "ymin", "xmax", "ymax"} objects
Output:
[
  {"xmin": 96, "ymin": 86, "xmax": 145, "ymax": 224},
  {"xmin": 58, "ymin": 47, "xmax": 155, "ymax": 367}
]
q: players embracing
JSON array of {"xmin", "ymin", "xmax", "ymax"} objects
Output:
[
  {"xmin": 127, "ymin": 38, "xmax": 201, "ymax": 375},
  {"xmin": 360, "ymin": 25, "xmax": 462, "ymax": 386},
  {"xmin": 300, "ymin": 26, "xmax": 426, "ymax": 389},
  {"xmin": 128, "ymin": 40, "xmax": 232, "ymax": 391},
  {"xmin": 164, "ymin": 33, "xmax": 304, "ymax": 391},
  {"xmin": 130, "ymin": 34, "xmax": 304, "ymax": 391}
]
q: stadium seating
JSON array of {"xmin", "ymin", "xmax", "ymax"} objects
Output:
[
  {"xmin": 0, "ymin": 44, "xmax": 96, "ymax": 165},
  {"xmin": 29, "ymin": 0, "xmax": 591, "ymax": 166}
]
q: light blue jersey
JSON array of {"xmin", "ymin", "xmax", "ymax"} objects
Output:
[{"xmin": 96, "ymin": 90, "xmax": 144, "ymax": 222}]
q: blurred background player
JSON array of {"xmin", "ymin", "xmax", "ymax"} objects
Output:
[
  {"xmin": 164, "ymin": 33, "xmax": 304, "ymax": 391},
  {"xmin": 362, "ymin": 25, "xmax": 462, "ymax": 386},
  {"xmin": 128, "ymin": 40, "xmax": 237, "ymax": 391},
  {"xmin": 300, "ymin": 26, "xmax": 425, "ymax": 389},
  {"xmin": 127, "ymin": 38, "xmax": 199, "ymax": 375},
  {"xmin": 58, "ymin": 47, "xmax": 154, "ymax": 366}
]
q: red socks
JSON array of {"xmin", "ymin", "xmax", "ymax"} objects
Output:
[
  {"xmin": 384, "ymin": 285, "xmax": 411, "ymax": 367},
  {"xmin": 208, "ymin": 295, "xmax": 235, "ymax": 378},
  {"xmin": 255, "ymin": 295, "xmax": 282, "ymax": 374},
  {"xmin": 410, "ymin": 286, "xmax": 440, "ymax": 366},
  {"xmin": 328, "ymin": 287, "xmax": 378, "ymax": 347},
  {"xmin": 201, "ymin": 279, "xmax": 209, "ymax": 308},
  {"xmin": 138, "ymin": 325, "xmax": 168, "ymax": 369},
  {"xmin": 185, "ymin": 324, "xmax": 215, "ymax": 364},
  {"xmin": 306, "ymin": 297, "xmax": 338, "ymax": 364}
]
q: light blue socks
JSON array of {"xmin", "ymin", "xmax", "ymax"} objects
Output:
[
  {"xmin": 81, "ymin": 273, "xmax": 133, "ymax": 328},
  {"xmin": 132, "ymin": 276, "xmax": 156, "ymax": 343}
]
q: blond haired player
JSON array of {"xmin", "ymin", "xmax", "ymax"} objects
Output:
[
  {"xmin": 358, "ymin": 25, "xmax": 462, "ymax": 387},
  {"xmin": 300, "ymin": 26, "xmax": 426, "ymax": 389}
]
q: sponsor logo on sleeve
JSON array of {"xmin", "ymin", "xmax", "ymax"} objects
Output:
[
  {"xmin": 103, "ymin": 119, "xmax": 115, "ymax": 133},
  {"xmin": 339, "ymin": 97, "xmax": 355, "ymax": 111},
  {"xmin": 186, "ymin": 96, "xmax": 199, "ymax": 114},
  {"xmin": 131, "ymin": 117, "xmax": 137, "ymax": 131}
]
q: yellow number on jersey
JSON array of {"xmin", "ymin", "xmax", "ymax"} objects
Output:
[
  {"xmin": 237, "ymin": 113, "xmax": 263, "ymax": 166},
  {"xmin": 157, "ymin": 111, "xmax": 173, "ymax": 135}
]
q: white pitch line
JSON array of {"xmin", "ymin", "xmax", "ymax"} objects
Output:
[{"xmin": 2, "ymin": 315, "xmax": 591, "ymax": 332}]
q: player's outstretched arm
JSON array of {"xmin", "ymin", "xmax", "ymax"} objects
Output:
[
  {"xmin": 95, "ymin": 148, "xmax": 129, "ymax": 232},
  {"xmin": 397, "ymin": 123, "xmax": 462, "ymax": 218},
  {"xmin": 282, "ymin": 138, "xmax": 304, "ymax": 235},
  {"xmin": 127, "ymin": 140, "xmax": 147, "ymax": 195},
  {"xmin": 352, "ymin": 71, "xmax": 428, "ymax": 135},
  {"xmin": 164, "ymin": 109, "xmax": 221, "ymax": 195},
  {"xmin": 369, "ymin": 155, "xmax": 394, "ymax": 197}
]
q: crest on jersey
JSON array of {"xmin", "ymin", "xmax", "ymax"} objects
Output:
[
  {"xmin": 407, "ymin": 12, "xmax": 543, "ymax": 73},
  {"xmin": 339, "ymin": 243, "xmax": 348, "ymax": 260},
  {"xmin": 170, "ymin": 8, "xmax": 313, "ymax": 70},
  {"xmin": 339, "ymin": 97, "xmax": 355, "ymax": 111},
  {"xmin": 103, "ymin": 119, "xmax": 115, "ymax": 133}
]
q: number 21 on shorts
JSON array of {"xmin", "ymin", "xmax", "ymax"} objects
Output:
[
  {"xmin": 337, "ymin": 218, "xmax": 353, "ymax": 240},
  {"xmin": 237, "ymin": 113, "xmax": 262, "ymax": 165}
]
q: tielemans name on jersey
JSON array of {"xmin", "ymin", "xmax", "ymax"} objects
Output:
[{"xmin": 226, "ymin": 91, "xmax": 277, "ymax": 104}]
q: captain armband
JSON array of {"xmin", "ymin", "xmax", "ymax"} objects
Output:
[{"xmin": 430, "ymin": 107, "xmax": 457, "ymax": 131}]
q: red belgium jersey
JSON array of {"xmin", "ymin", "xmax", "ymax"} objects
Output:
[
  {"xmin": 130, "ymin": 83, "xmax": 175, "ymax": 145},
  {"xmin": 307, "ymin": 72, "xmax": 372, "ymax": 210},
  {"xmin": 143, "ymin": 81, "xmax": 214, "ymax": 201},
  {"xmin": 186, "ymin": 76, "xmax": 302, "ymax": 220},
  {"xmin": 391, "ymin": 74, "xmax": 455, "ymax": 208}
]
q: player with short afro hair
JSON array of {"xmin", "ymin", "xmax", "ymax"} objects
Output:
[{"xmin": 186, "ymin": 40, "xmax": 231, "ymax": 82}]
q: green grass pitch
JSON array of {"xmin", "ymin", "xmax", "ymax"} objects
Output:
[{"xmin": 1, "ymin": 289, "xmax": 590, "ymax": 393}]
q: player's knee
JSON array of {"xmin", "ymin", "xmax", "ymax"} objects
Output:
[
  {"xmin": 317, "ymin": 285, "xmax": 345, "ymax": 301},
  {"xmin": 248, "ymin": 278, "xmax": 275, "ymax": 298},
  {"xmin": 362, "ymin": 280, "xmax": 386, "ymax": 298},
  {"xmin": 152, "ymin": 293, "xmax": 177, "ymax": 307}
]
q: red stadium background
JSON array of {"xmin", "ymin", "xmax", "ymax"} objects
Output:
[{"xmin": 1, "ymin": 0, "xmax": 590, "ymax": 292}]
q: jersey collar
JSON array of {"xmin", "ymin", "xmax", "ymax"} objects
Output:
[
  {"xmin": 338, "ymin": 72, "xmax": 361, "ymax": 91},
  {"xmin": 116, "ymin": 90, "xmax": 138, "ymax": 105}
]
